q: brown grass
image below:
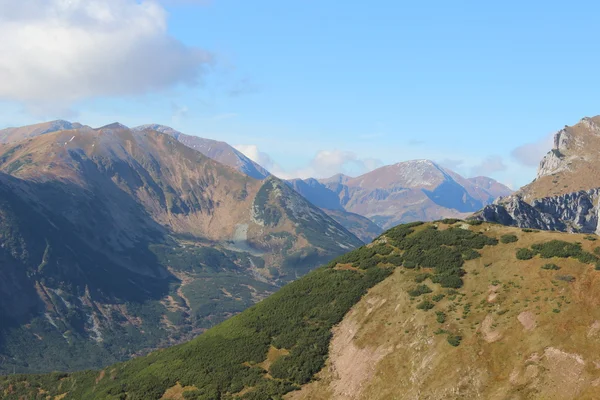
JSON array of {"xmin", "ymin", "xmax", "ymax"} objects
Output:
[
  {"xmin": 160, "ymin": 382, "xmax": 198, "ymax": 399},
  {"xmin": 288, "ymin": 224, "xmax": 600, "ymax": 400}
]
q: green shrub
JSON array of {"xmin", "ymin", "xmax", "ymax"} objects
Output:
[
  {"xmin": 529, "ymin": 240, "xmax": 599, "ymax": 265},
  {"xmin": 541, "ymin": 263, "xmax": 560, "ymax": 270},
  {"xmin": 555, "ymin": 275, "xmax": 575, "ymax": 283},
  {"xmin": 435, "ymin": 311, "xmax": 446, "ymax": 323},
  {"xmin": 584, "ymin": 235, "xmax": 597, "ymax": 241},
  {"xmin": 440, "ymin": 218, "xmax": 461, "ymax": 225},
  {"xmin": 447, "ymin": 335, "xmax": 462, "ymax": 347},
  {"xmin": 460, "ymin": 248, "xmax": 481, "ymax": 260},
  {"xmin": 500, "ymin": 234, "xmax": 518, "ymax": 244},
  {"xmin": 466, "ymin": 219, "xmax": 484, "ymax": 226},
  {"xmin": 516, "ymin": 248, "xmax": 536, "ymax": 260},
  {"xmin": 408, "ymin": 285, "xmax": 433, "ymax": 297},
  {"xmin": 372, "ymin": 244, "xmax": 393, "ymax": 256},
  {"xmin": 432, "ymin": 274, "xmax": 464, "ymax": 289},
  {"xmin": 414, "ymin": 273, "xmax": 431, "ymax": 283},
  {"xmin": 522, "ymin": 228, "xmax": 538, "ymax": 233},
  {"xmin": 432, "ymin": 294, "xmax": 445, "ymax": 302},
  {"xmin": 416, "ymin": 299, "xmax": 435, "ymax": 311},
  {"xmin": 384, "ymin": 254, "xmax": 403, "ymax": 266},
  {"xmin": 531, "ymin": 240, "xmax": 582, "ymax": 259}
]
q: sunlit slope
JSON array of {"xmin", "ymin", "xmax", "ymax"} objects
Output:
[{"xmin": 292, "ymin": 223, "xmax": 600, "ymax": 400}]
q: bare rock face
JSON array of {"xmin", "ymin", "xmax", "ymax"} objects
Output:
[
  {"xmin": 537, "ymin": 128, "xmax": 573, "ymax": 178},
  {"xmin": 474, "ymin": 189, "xmax": 600, "ymax": 234},
  {"xmin": 475, "ymin": 115, "xmax": 600, "ymax": 234}
]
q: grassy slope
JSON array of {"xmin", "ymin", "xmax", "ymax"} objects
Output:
[{"xmin": 292, "ymin": 223, "xmax": 600, "ymax": 400}]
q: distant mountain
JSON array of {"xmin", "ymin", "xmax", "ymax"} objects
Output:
[
  {"xmin": 285, "ymin": 178, "xmax": 383, "ymax": 242},
  {"xmin": 289, "ymin": 160, "xmax": 512, "ymax": 230},
  {"xmin": 134, "ymin": 124, "xmax": 270, "ymax": 180},
  {"xmin": 0, "ymin": 120, "xmax": 84, "ymax": 143},
  {"xmin": 12, "ymin": 220, "xmax": 600, "ymax": 399},
  {"xmin": 474, "ymin": 116, "xmax": 600, "ymax": 233},
  {"xmin": 133, "ymin": 125, "xmax": 385, "ymax": 241},
  {"xmin": 0, "ymin": 123, "xmax": 361, "ymax": 373}
]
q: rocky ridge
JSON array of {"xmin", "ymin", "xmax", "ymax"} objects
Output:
[{"xmin": 474, "ymin": 116, "xmax": 600, "ymax": 233}]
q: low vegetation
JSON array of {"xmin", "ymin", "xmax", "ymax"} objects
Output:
[
  {"xmin": 1, "ymin": 248, "xmax": 392, "ymax": 399},
  {"xmin": 517, "ymin": 240, "xmax": 600, "ymax": 266},
  {"xmin": 500, "ymin": 234, "xmax": 518, "ymax": 244}
]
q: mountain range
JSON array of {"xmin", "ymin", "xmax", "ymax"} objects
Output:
[
  {"xmin": 0, "ymin": 120, "xmax": 510, "ymax": 376},
  {"xmin": 1, "ymin": 115, "xmax": 599, "ymax": 399},
  {"xmin": 287, "ymin": 160, "xmax": 511, "ymax": 230},
  {"xmin": 0, "ymin": 121, "xmax": 362, "ymax": 373}
]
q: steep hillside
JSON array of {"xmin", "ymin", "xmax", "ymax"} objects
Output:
[
  {"xmin": 291, "ymin": 161, "xmax": 511, "ymax": 230},
  {"xmin": 134, "ymin": 124, "xmax": 270, "ymax": 180},
  {"xmin": 136, "ymin": 125, "xmax": 380, "ymax": 241},
  {"xmin": 6, "ymin": 221, "xmax": 600, "ymax": 399},
  {"xmin": 285, "ymin": 178, "xmax": 383, "ymax": 242},
  {"xmin": 0, "ymin": 125, "xmax": 361, "ymax": 373},
  {"xmin": 475, "ymin": 116, "xmax": 600, "ymax": 233}
]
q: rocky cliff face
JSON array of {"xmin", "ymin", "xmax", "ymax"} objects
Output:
[
  {"xmin": 474, "ymin": 116, "xmax": 600, "ymax": 233},
  {"xmin": 475, "ymin": 189, "xmax": 600, "ymax": 233}
]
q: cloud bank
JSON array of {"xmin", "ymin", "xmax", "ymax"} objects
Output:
[
  {"xmin": 234, "ymin": 145, "xmax": 383, "ymax": 179},
  {"xmin": 511, "ymin": 133, "xmax": 554, "ymax": 167},
  {"xmin": 0, "ymin": 0, "xmax": 212, "ymax": 110}
]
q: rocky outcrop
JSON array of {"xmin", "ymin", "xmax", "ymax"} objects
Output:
[{"xmin": 473, "ymin": 188, "xmax": 600, "ymax": 233}]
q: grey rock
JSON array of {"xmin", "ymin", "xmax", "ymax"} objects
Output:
[{"xmin": 473, "ymin": 188, "xmax": 600, "ymax": 234}]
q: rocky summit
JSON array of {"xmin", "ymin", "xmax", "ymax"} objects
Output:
[{"xmin": 474, "ymin": 116, "xmax": 600, "ymax": 233}]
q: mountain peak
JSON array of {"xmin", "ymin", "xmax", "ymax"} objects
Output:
[
  {"xmin": 133, "ymin": 124, "xmax": 182, "ymax": 139},
  {"xmin": 0, "ymin": 120, "xmax": 83, "ymax": 143},
  {"xmin": 97, "ymin": 122, "xmax": 129, "ymax": 130}
]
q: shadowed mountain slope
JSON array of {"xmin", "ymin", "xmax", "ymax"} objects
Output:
[{"xmin": 0, "ymin": 124, "xmax": 361, "ymax": 373}]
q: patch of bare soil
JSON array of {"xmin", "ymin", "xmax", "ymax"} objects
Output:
[
  {"xmin": 487, "ymin": 284, "xmax": 500, "ymax": 303},
  {"xmin": 259, "ymin": 346, "xmax": 290, "ymax": 373},
  {"xmin": 95, "ymin": 370, "xmax": 105, "ymax": 384},
  {"xmin": 517, "ymin": 311, "xmax": 536, "ymax": 331},
  {"xmin": 327, "ymin": 320, "xmax": 390, "ymax": 399},
  {"xmin": 480, "ymin": 314, "xmax": 502, "ymax": 343},
  {"xmin": 587, "ymin": 320, "xmax": 600, "ymax": 338}
]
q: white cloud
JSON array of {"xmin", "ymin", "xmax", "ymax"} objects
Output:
[
  {"xmin": 438, "ymin": 158, "xmax": 464, "ymax": 171},
  {"xmin": 470, "ymin": 155, "xmax": 507, "ymax": 177},
  {"xmin": 511, "ymin": 133, "xmax": 554, "ymax": 167},
  {"xmin": 235, "ymin": 145, "xmax": 383, "ymax": 179},
  {"xmin": 0, "ymin": 0, "xmax": 212, "ymax": 111},
  {"xmin": 234, "ymin": 144, "xmax": 276, "ymax": 170}
]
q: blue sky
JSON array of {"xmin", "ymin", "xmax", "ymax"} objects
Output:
[{"xmin": 1, "ymin": 1, "xmax": 600, "ymax": 188}]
